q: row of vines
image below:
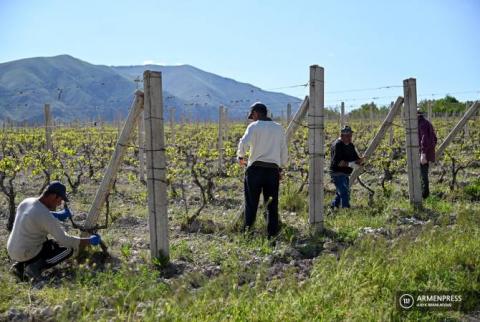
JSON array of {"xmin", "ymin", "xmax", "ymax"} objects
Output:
[{"xmin": 1, "ymin": 115, "xmax": 479, "ymax": 230}]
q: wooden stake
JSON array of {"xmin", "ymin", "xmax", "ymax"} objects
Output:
[
  {"xmin": 436, "ymin": 101, "xmax": 479, "ymax": 160},
  {"xmin": 44, "ymin": 104, "xmax": 52, "ymax": 149},
  {"xmin": 218, "ymin": 105, "xmax": 225, "ymax": 170},
  {"xmin": 224, "ymin": 107, "xmax": 229, "ymax": 138},
  {"xmin": 287, "ymin": 103, "xmax": 292, "ymax": 125},
  {"xmin": 427, "ymin": 101, "xmax": 433, "ymax": 121},
  {"xmin": 308, "ymin": 65, "xmax": 324, "ymax": 232},
  {"xmin": 144, "ymin": 71, "xmax": 169, "ymax": 261},
  {"xmin": 138, "ymin": 112, "xmax": 145, "ymax": 182},
  {"xmin": 169, "ymin": 107, "xmax": 176, "ymax": 144},
  {"xmin": 180, "ymin": 113, "xmax": 185, "ymax": 132},
  {"xmin": 370, "ymin": 103, "xmax": 374, "ymax": 125},
  {"xmin": 349, "ymin": 97, "xmax": 404, "ymax": 186},
  {"xmin": 285, "ymin": 96, "xmax": 309, "ymax": 143},
  {"xmin": 340, "ymin": 102, "xmax": 345, "ymax": 128},
  {"xmin": 464, "ymin": 102, "xmax": 469, "ymax": 137},
  {"xmin": 403, "ymin": 78, "xmax": 422, "ymax": 208},
  {"xmin": 389, "ymin": 101, "xmax": 394, "ymax": 146},
  {"xmin": 84, "ymin": 91, "xmax": 144, "ymax": 231}
]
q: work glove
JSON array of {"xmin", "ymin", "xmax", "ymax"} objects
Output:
[
  {"xmin": 348, "ymin": 161, "xmax": 360, "ymax": 169},
  {"xmin": 420, "ymin": 153, "xmax": 428, "ymax": 165},
  {"xmin": 51, "ymin": 208, "xmax": 72, "ymax": 221},
  {"xmin": 89, "ymin": 234, "xmax": 102, "ymax": 246}
]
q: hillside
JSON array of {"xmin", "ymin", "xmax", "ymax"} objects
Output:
[
  {"xmin": 0, "ymin": 55, "xmax": 301, "ymax": 123},
  {"xmin": 113, "ymin": 64, "xmax": 301, "ymax": 120},
  {"xmin": 0, "ymin": 55, "xmax": 136, "ymax": 123}
]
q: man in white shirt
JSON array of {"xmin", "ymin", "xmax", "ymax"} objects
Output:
[
  {"xmin": 7, "ymin": 181, "xmax": 102, "ymax": 281},
  {"xmin": 237, "ymin": 102, "xmax": 288, "ymax": 238}
]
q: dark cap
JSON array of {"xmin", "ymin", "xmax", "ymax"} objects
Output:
[
  {"xmin": 341, "ymin": 125, "xmax": 354, "ymax": 134},
  {"xmin": 417, "ymin": 108, "xmax": 425, "ymax": 115},
  {"xmin": 248, "ymin": 102, "xmax": 268, "ymax": 120},
  {"xmin": 45, "ymin": 181, "xmax": 69, "ymax": 202}
]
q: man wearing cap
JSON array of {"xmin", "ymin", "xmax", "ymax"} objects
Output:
[
  {"xmin": 237, "ymin": 102, "xmax": 288, "ymax": 238},
  {"xmin": 7, "ymin": 181, "xmax": 102, "ymax": 281},
  {"xmin": 330, "ymin": 126, "xmax": 364, "ymax": 208},
  {"xmin": 418, "ymin": 110, "xmax": 437, "ymax": 198}
]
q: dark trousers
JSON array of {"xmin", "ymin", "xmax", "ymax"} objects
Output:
[
  {"xmin": 421, "ymin": 163, "xmax": 430, "ymax": 198},
  {"xmin": 331, "ymin": 175, "xmax": 350, "ymax": 208},
  {"xmin": 15, "ymin": 239, "xmax": 74, "ymax": 278},
  {"xmin": 243, "ymin": 166, "xmax": 280, "ymax": 237}
]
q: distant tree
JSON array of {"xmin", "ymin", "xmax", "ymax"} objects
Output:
[
  {"xmin": 418, "ymin": 95, "xmax": 467, "ymax": 115},
  {"xmin": 348, "ymin": 102, "xmax": 382, "ymax": 119}
]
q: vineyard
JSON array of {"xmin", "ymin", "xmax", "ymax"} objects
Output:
[{"xmin": 1, "ymin": 102, "xmax": 479, "ymax": 320}]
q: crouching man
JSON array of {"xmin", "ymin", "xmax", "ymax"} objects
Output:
[{"xmin": 7, "ymin": 181, "xmax": 102, "ymax": 281}]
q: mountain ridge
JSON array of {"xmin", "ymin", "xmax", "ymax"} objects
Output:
[{"xmin": 0, "ymin": 55, "xmax": 302, "ymax": 123}]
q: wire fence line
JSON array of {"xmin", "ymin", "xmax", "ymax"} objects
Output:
[
  {"xmin": 2, "ymin": 111, "xmax": 477, "ymax": 134},
  {"xmin": 4, "ymin": 77, "xmax": 478, "ymax": 101},
  {"xmin": 2, "ymin": 76, "xmax": 478, "ymax": 126}
]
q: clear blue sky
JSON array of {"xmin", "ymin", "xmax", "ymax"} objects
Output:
[{"xmin": 1, "ymin": 0, "xmax": 479, "ymax": 110}]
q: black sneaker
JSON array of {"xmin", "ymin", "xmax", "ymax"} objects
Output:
[
  {"xmin": 24, "ymin": 261, "xmax": 43, "ymax": 281},
  {"xmin": 9, "ymin": 262, "xmax": 26, "ymax": 282}
]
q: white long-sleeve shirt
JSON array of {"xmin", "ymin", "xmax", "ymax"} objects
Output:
[
  {"xmin": 237, "ymin": 120, "xmax": 288, "ymax": 168},
  {"xmin": 7, "ymin": 197, "xmax": 81, "ymax": 262}
]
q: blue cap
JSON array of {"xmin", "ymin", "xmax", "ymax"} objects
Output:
[
  {"xmin": 45, "ymin": 181, "xmax": 69, "ymax": 202},
  {"xmin": 341, "ymin": 125, "xmax": 354, "ymax": 134}
]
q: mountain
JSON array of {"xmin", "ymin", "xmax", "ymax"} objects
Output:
[
  {"xmin": 0, "ymin": 55, "xmax": 135, "ymax": 123},
  {"xmin": 0, "ymin": 55, "xmax": 302, "ymax": 123},
  {"xmin": 113, "ymin": 64, "xmax": 302, "ymax": 121}
]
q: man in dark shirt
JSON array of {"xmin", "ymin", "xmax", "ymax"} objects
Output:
[
  {"xmin": 330, "ymin": 126, "xmax": 364, "ymax": 208},
  {"xmin": 418, "ymin": 110, "xmax": 437, "ymax": 198}
]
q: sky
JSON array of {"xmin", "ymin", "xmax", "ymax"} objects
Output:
[{"xmin": 0, "ymin": 0, "xmax": 479, "ymax": 110}]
